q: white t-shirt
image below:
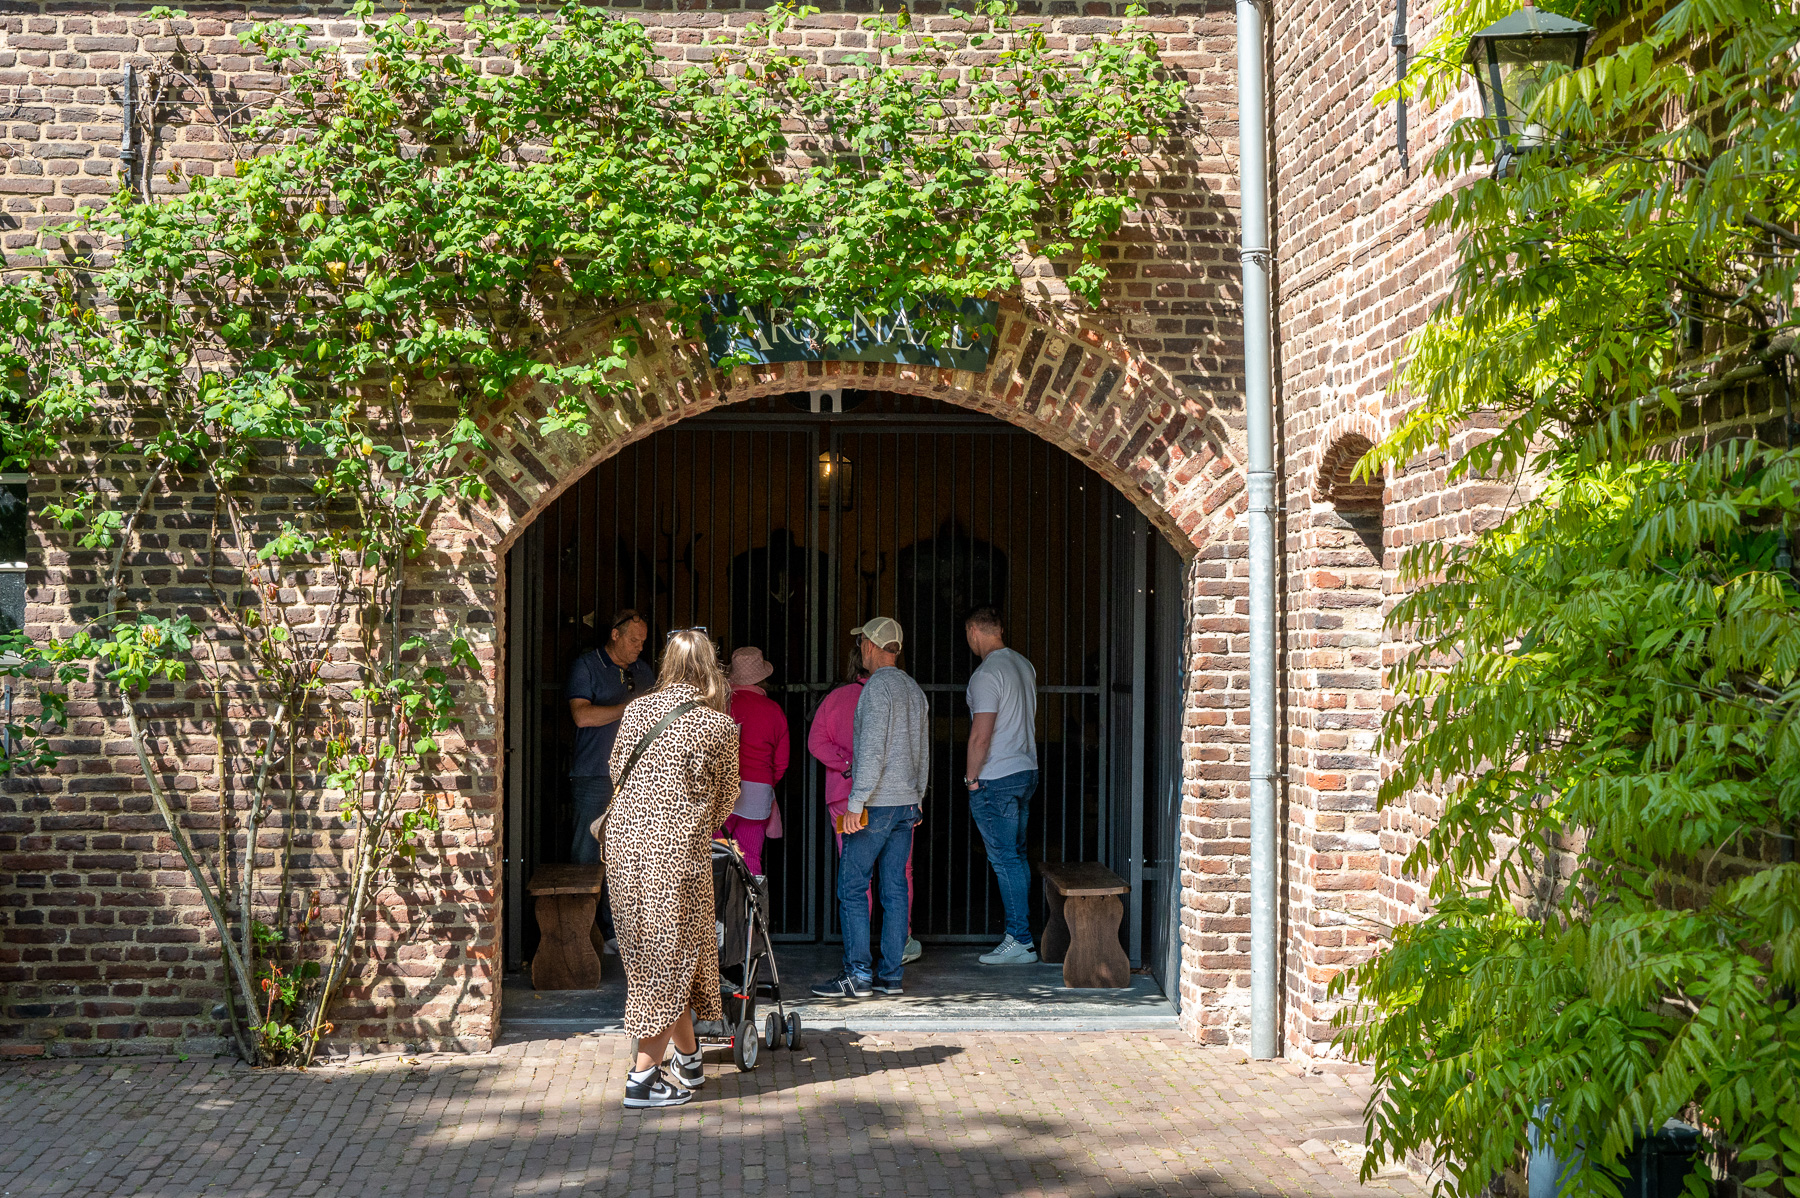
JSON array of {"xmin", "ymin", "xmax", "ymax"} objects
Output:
[{"xmin": 966, "ymin": 646, "xmax": 1038, "ymax": 780}]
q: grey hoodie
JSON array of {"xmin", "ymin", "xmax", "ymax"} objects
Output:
[{"xmin": 847, "ymin": 666, "xmax": 930, "ymax": 814}]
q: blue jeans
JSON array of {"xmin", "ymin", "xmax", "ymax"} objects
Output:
[
  {"xmin": 969, "ymin": 770, "xmax": 1038, "ymax": 944},
  {"xmin": 838, "ymin": 804, "xmax": 920, "ymax": 983},
  {"xmin": 569, "ymin": 776, "xmax": 615, "ymax": 939}
]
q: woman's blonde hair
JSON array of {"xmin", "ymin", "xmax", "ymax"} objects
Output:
[{"xmin": 657, "ymin": 629, "xmax": 730, "ymax": 713}]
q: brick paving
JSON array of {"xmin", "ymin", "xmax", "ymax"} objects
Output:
[{"xmin": 0, "ymin": 1032, "xmax": 1420, "ymax": 1197}]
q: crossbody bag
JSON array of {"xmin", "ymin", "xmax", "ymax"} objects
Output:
[{"xmin": 588, "ymin": 699, "xmax": 700, "ymax": 865}]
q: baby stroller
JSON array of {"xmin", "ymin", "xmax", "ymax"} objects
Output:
[{"xmin": 695, "ymin": 837, "xmax": 802, "ymax": 1071}]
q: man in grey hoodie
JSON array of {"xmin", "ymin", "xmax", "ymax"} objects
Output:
[{"xmin": 812, "ymin": 616, "xmax": 929, "ymax": 998}]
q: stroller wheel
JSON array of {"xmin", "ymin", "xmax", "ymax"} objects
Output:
[
  {"xmin": 763, "ymin": 1012, "xmax": 783, "ymax": 1050},
  {"xmin": 733, "ymin": 1019, "xmax": 759, "ymax": 1072},
  {"xmin": 785, "ymin": 1013, "xmax": 803, "ymax": 1051}
]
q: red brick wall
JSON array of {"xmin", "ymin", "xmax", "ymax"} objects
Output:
[
  {"xmin": 0, "ymin": 2, "xmax": 1274, "ymax": 1055},
  {"xmin": 1268, "ymin": 0, "xmax": 1496, "ymax": 1059}
]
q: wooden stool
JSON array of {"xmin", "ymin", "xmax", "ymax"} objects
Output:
[
  {"xmin": 525, "ymin": 864, "xmax": 607, "ymax": 990},
  {"xmin": 1036, "ymin": 861, "xmax": 1132, "ymax": 988}
]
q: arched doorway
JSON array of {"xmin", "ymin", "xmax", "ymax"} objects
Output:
[{"xmin": 501, "ymin": 391, "xmax": 1190, "ymax": 1003}]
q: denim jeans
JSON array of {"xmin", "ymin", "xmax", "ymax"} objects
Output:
[
  {"xmin": 569, "ymin": 776, "xmax": 616, "ymax": 939},
  {"xmin": 837, "ymin": 804, "xmax": 920, "ymax": 983},
  {"xmin": 969, "ymin": 770, "xmax": 1038, "ymax": 944}
]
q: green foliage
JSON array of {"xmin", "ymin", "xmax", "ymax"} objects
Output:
[
  {"xmin": 1336, "ymin": 1, "xmax": 1800, "ymax": 1194},
  {"xmin": 0, "ymin": 1, "xmax": 1183, "ymax": 1064},
  {"xmin": 249, "ymin": 919, "xmax": 322, "ymax": 1057}
]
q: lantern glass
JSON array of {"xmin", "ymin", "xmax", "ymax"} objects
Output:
[
  {"xmin": 1463, "ymin": 5, "xmax": 1592, "ymax": 164},
  {"xmin": 817, "ymin": 449, "xmax": 854, "ymax": 512}
]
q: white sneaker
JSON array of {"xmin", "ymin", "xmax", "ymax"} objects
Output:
[
  {"xmin": 979, "ymin": 935, "xmax": 1038, "ymax": 965},
  {"xmin": 902, "ymin": 937, "xmax": 922, "ymax": 965}
]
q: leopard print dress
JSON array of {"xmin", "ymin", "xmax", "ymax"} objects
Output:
[{"xmin": 603, "ymin": 683, "xmax": 742, "ymax": 1039}]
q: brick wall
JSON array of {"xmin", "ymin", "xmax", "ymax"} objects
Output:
[
  {"xmin": 0, "ymin": 1, "xmax": 1277, "ymax": 1055},
  {"xmin": 1267, "ymin": 0, "xmax": 1507, "ymax": 1059}
]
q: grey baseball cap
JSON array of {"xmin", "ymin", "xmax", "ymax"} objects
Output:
[{"xmin": 850, "ymin": 616, "xmax": 903, "ymax": 649}]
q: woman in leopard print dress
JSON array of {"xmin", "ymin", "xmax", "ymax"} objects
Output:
[{"xmin": 600, "ymin": 628, "xmax": 741, "ymax": 1108}]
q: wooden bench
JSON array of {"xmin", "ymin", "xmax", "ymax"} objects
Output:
[
  {"xmin": 526, "ymin": 864, "xmax": 607, "ymax": 990},
  {"xmin": 1037, "ymin": 861, "xmax": 1132, "ymax": 989}
]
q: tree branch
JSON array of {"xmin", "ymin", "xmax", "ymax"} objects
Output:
[
  {"xmin": 237, "ymin": 698, "xmax": 287, "ymax": 1026},
  {"xmin": 1745, "ymin": 214, "xmax": 1800, "ymax": 251},
  {"xmin": 123, "ymin": 697, "xmax": 261, "ymax": 1063}
]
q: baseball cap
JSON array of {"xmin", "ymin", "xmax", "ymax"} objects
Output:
[{"xmin": 850, "ymin": 616, "xmax": 904, "ymax": 649}]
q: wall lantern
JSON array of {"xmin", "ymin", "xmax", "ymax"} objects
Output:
[
  {"xmin": 817, "ymin": 449, "xmax": 854, "ymax": 512},
  {"xmin": 1462, "ymin": 0, "xmax": 1592, "ymax": 176}
]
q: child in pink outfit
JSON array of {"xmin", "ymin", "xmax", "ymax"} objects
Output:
[
  {"xmin": 808, "ymin": 667, "xmax": 915, "ymax": 917},
  {"xmin": 724, "ymin": 648, "xmax": 790, "ymax": 876}
]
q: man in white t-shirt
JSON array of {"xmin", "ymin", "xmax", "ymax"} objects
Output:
[{"xmin": 962, "ymin": 607, "xmax": 1041, "ymax": 965}]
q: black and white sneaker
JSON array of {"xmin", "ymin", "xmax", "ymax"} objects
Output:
[
  {"xmin": 810, "ymin": 972, "xmax": 874, "ymax": 999},
  {"xmin": 670, "ymin": 1047, "xmax": 705, "ymax": 1090},
  {"xmin": 871, "ymin": 977, "xmax": 904, "ymax": 996},
  {"xmin": 623, "ymin": 1065, "xmax": 695, "ymax": 1109}
]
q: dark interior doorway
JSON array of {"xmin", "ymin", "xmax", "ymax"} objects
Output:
[{"xmin": 503, "ymin": 393, "xmax": 1186, "ymax": 1001}]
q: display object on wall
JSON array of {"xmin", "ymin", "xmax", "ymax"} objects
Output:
[{"xmin": 702, "ymin": 295, "xmax": 998, "ymax": 370}]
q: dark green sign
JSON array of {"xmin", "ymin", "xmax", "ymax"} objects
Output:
[{"xmin": 702, "ymin": 295, "xmax": 997, "ymax": 371}]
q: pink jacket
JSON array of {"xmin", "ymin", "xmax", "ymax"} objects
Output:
[
  {"xmin": 728, "ymin": 686, "xmax": 790, "ymax": 786},
  {"xmin": 807, "ymin": 680, "xmax": 864, "ymax": 817}
]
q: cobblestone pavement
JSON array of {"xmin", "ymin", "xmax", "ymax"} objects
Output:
[{"xmin": 0, "ymin": 1032, "xmax": 1423, "ymax": 1198}]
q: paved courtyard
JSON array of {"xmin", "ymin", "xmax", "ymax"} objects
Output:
[{"xmin": 1, "ymin": 1032, "xmax": 1421, "ymax": 1198}]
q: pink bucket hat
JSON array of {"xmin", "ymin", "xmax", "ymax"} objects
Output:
[{"xmin": 728, "ymin": 646, "xmax": 775, "ymax": 687}]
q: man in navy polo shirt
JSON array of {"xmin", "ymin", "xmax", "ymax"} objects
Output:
[{"xmin": 566, "ymin": 608, "xmax": 655, "ymax": 949}]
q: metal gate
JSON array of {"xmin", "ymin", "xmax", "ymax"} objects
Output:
[{"xmin": 504, "ymin": 393, "xmax": 1179, "ymax": 974}]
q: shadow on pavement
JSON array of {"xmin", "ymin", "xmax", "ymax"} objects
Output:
[{"xmin": 0, "ymin": 1034, "xmax": 1403, "ymax": 1198}]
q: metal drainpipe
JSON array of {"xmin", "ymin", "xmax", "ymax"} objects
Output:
[{"xmin": 1237, "ymin": 0, "xmax": 1280, "ymax": 1060}]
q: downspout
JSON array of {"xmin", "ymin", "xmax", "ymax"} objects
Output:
[{"xmin": 1237, "ymin": 0, "xmax": 1280, "ymax": 1059}]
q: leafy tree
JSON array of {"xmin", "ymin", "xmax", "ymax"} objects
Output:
[
  {"xmin": 1336, "ymin": 1, "xmax": 1800, "ymax": 1194},
  {"xmin": 0, "ymin": 0, "xmax": 1184, "ymax": 1063}
]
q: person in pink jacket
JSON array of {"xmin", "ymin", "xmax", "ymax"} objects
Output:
[
  {"xmin": 808, "ymin": 645, "xmax": 919, "ymax": 964},
  {"xmin": 723, "ymin": 647, "xmax": 790, "ymax": 877}
]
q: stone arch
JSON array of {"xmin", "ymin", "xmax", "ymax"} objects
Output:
[
  {"xmin": 463, "ymin": 297, "xmax": 1251, "ymax": 1047},
  {"xmin": 463, "ymin": 300, "xmax": 1246, "ymax": 559},
  {"xmin": 1312, "ymin": 411, "xmax": 1385, "ymax": 510}
]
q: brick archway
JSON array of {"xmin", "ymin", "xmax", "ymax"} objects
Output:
[
  {"xmin": 458, "ymin": 298, "xmax": 1253, "ymax": 1047},
  {"xmin": 462, "ymin": 301, "xmax": 1246, "ymax": 557},
  {"xmin": 1311, "ymin": 411, "xmax": 1385, "ymax": 510}
]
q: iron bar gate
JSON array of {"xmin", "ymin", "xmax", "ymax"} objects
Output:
[{"xmin": 504, "ymin": 394, "xmax": 1181, "ymax": 990}]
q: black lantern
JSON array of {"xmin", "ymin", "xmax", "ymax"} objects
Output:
[
  {"xmin": 817, "ymin": 449, "xmax": 854, "ymax": 512},
  {"xmin": 1462, "ymin": 1, "xmax": 1592, "ymax": 175}
]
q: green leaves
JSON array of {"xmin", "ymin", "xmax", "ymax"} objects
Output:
[
  {"xmin": 1350, "ymin": 448, "xmax": 1800, "ymax": 1194},
  {"xmin": 92, "ymin": 617, "xmax": 196, "ymax": 691},
  {"xmin": 1341, "ymin": 2, "xmax": 1800, "ymax": 1193}
]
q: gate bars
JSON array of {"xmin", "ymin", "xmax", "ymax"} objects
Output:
[{"xmin": 503, "ymin": 394, "xmax": 1180, "ymax": 988}]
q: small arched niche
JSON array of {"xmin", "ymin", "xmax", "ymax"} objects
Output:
[{"xmin": 1314, "ymin": 430, "xmax": 1384, "ymax": 564}]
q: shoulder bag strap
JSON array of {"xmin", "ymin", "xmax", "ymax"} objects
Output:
[{"xmin": 591, "ymin": 699, "xmax": 700, "ymax": 864}]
